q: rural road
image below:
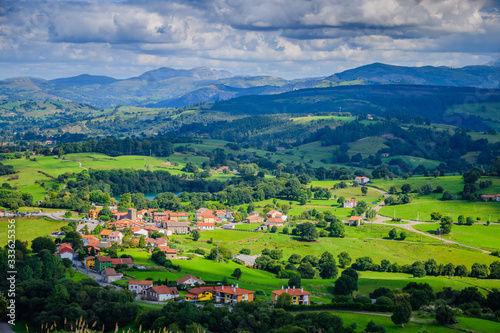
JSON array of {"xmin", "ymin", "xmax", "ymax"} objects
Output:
[
  {"xmin": 365, "ymin": 186, "xmax": 491, "ymax": 254},
  {"xmin": 0, "ymin": 322, "xmax": 15, "ymax": 333}
]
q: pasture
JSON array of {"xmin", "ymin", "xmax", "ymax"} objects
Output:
[
  {"xmin": 0, "ymin": 218, "xmax": 67, "ymax": 247},
  {"xmin": 412, "ymin": 223, "xmax": 500, "ymax": 252}
]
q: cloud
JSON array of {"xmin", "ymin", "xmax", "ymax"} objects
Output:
[{"xmin": 0, "ymin": 0, "xmax": 498, "ymax": 80}]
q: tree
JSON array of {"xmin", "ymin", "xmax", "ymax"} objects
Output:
[
  {"xmin": 389, "ymin": 228, "xmax": 397, "ymax": 239},
  {"xmin": 399, "ymin": 231, "xmax": 407, "ymax": 240},
  {"xmin": 334, "ymin": 268, "xmax": 358, "ymax": 295},
  {"xmin": 442, "ymin": 263, "xmax": 455, "ymax": 276},
  {"xmin": 297, "ymin": 262, "xmax": 316, "ymax": 279},
  {"xmin": 361, "ymin": 187, "xmax": 368, "ymax": 195},
  {"xmin": 270, "ymin": 226, "xmax": 278, "ymax": 233},
  {"xmin": 64, "ymin": 211, "xmax": 72, "ymax": 218},
  {"xmin": 440, "ymin": 216, "xmax": 453, "ymax": 234},
  {"xmin": 470, "ymin": 263, "xmax": 488, "ymax": 278},
  {"xmin": 329, "ymin": 221, "xmax": 345, "ymax": 238},
  {"xmin": 231, "ymin": 268, "xmax": 242, "ymax": 280},
  {"xmin": 489, "ymin": 261, "xmax": 500, "ymax": 279},
  {"xmin": 139, "ymin": 236, "xmax": 145, "ymax": 248},
  {"xmin": 401, "ymin": 184, "xmax": 411, "ymax": 194},
  {"xmin": 457, "ymin": 215, "xmax": 465, "ymax": 225},
  {"xmin": 391, "ymin": 301, "xmax": 412, "ymax": 328},
  {"xmin": 319, "ymin": 261, "xmax": 338, "ymax": 279},
  {"xmin": 338, "ymin": 251, "xmax": 352, "ymax": 268},
  {"xmin": 455, "ymin": 265, "xmax": 469, "ymax": 277},
  {"xmin": 31, "ymin": 237, "xmax": 56, "ymax": 254},
  {"xmin": 435, "ymin": 305, "xmax": 454, "ymax": 325},
  {"xmin": 275, "ymin": 292, "xmax": 292, "ymax": 308},
  {"xmin": 288, "ymin": 276, "xmax": 301, "ymax": 288},
  {"xmin": 296, "ymin": 222, "xmax": 318, "ymax": 241},
  {"xmin": 412, "ymin": 261, "xmax": 426, "ymax": 278},
  {"xmin": 430, "ymin": 211, "xmax": 442, "ymax": 220},
  {"xmin": 288, "ymin": 254, "xmax": 302, "ymax": 264},
  {"xmin": 191, "ymin": 229, "xmax": 201, "ymax": 241}
]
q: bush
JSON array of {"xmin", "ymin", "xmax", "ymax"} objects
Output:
[
  {"xmin": 194, "ymin": 248, "xmax": 206, "ymax": 255},
  {"xmin": 239, "ymin": 248, "xmax": 251, "ymax": 255}
]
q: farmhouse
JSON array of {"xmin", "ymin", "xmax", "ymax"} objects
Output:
[
  {"xmin": 197, "ymin": 222, "xmax": 215, "ymax": 231},
  {"xmin": 343, "ymin": 198, "xmax": 357, "ymax": 208},
  {"xmin": 348, "ymin": 216, "xmax": 362, "ymax": 226},
  {"xmin": 57, "ymin": 243, "xmax": 73, "ymax": 260},
  {"xmin": 233, "ymin": 254, "xmax": 261, "ymax": 266},
  {"xmin": 100, "ymin": 230, "xmax": 123, "ymax": 244},
  {"xmin": 101, "ymin": 268, "xmax": 122, "ymax": 283},
  {"xmin": 164, "ymin": 221, "xmax": 189, "ymax": 234},
  {"xmin": 145, "ymin": 286, "xmax": 180, "ymax": 301},
  {"xmin": 157, "ymin": 245, "xmax": 178, "ymax": 259},
  {"xmin": 184, "ymin": 286, "xmax": 214, "ymax": 301},
  {"xmin": 266, "ymin": 218, "xmax": 284, "ymax": 228},
  {"xmin": 266, "ymin": 210, "xmax": 283, "ymax": 219},
  {"xmin": 480, "ymin": 194, "xmax": 500, "ymax": 201},
  {"xmin": 84, "ymin": 256, "xmax": 95, "ymax": 270},
  {"xmin": 213, "ymin": 285, "xmax": 255, "ymax": 305},
  {"xmin": 272, "ymin": 287, "xmax": 311, "ymax": 305},
  {"xmin": 176, "ymin": 275, "xmax": 206, "ymax": 287},
  {"xmin": 128, "ymin": 280, "xmax": 153, "ymax": 294},
  {"xmin": 196, "ymin": 210, "xmax": 217, "ymax": 222},
  {"xmin": 355, "ymin": 176, "xmax": 370, "ymax": 185},
  {"xmin": 87, "ymin": 209, "xmax": 99, "ymax": 219},
  {"xmin": 245, "ymin": 215, "xmax": 264, "ymax": 224},
  {"xmin": 133, "ymin": 228, "xmax": 149, "ymax": 237}
]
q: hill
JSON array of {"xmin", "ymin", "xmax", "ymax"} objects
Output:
[{"xmin": 1, "ymin": 61, "xmax": 500, "ymax": 108}]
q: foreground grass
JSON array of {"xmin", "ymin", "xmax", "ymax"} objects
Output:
[{"xmin": 0, "ymin": 218, "xmax": 67, "ymax": 247}]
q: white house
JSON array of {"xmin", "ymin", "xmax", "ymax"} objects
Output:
[
  {"xmin": 354, "ymin": 177, "xmax": 370, "ymax": 185},
  {"xmin": 176, "ymin": 275, "xmax": 206, "ymax": 287},
  {"xmin": 133, "ymin": 229, "xmax": 149, "ymax": 237},
  {"xmin": 197, "ymin": 222, "xmax": 215, "ymax": 231},
  {"xmin": 145, "ymin": 286, "xmax": 180, "ymax": 301},
  {"xmin": 128, "ymin": 280, "xmax": 153, "ymax": 294}
]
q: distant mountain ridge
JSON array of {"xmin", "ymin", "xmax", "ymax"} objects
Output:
[{"xmin": 1, "ymin": 60, "xmax": 499, "ymax": 108}]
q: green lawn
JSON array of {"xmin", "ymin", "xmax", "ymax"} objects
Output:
[
  {"xmin": 0, "ymin": 218, "xmax": 67, "ymax": 247},
  {"xmin": 412, "ymin": 223, "xmax": 500, "ymax": 252},
  {"xmin": 379, "ymin": 199, "xmax": 500, "ymax": 222},
  {"xmin": 453, "ymin": 316, "xmax": 500, "ymax": 333},
  {"xmin": 334, "ymin": 312, "xmax": 457, "ymax": 333}
]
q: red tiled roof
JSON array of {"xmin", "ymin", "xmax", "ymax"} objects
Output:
[
  {"xmin": 103, "ymin": 268, "xmax": 117, "ymax": 276},
  {"xmin": 177, "ymin": 275, "xmax": 204, "ymax": 284},
  {"xmin": 213, "ymin": 285, "xmax": 254, "ymax": 296},
  {"xmin": 349, "ymin": 216, "xmax": 361, "ymax": 220},
  {"xmin": 96, "ymin": 256, "xmax": 112, "ymax": 262},
  {"xmin": 267, "ymin": 218, "xmax": 283, "ymax": 223},
  {"xmin": 150, "ymin": 286, "xmax": 179, "ymax": 295},
  {"xmin": 187, "ymin": 286, "xmax": 214, "ymax": 294},
  {"xmin": 272, "ymin": 288, "xmax": 311, "ymax": 296},
  {"xmin": 129, "ymin": 280, "xmax": 153, "ymax": 286},
  {"xmin": 110, "ymin": 258, "xmax": 134, "ymax": 265},
  {"xmin": 198, "ymin": 222, "xmax": 215, "ymax": 226},
  {"xmin": 100, "ymin": 229, "xmax": 112, "ymax": 236}
]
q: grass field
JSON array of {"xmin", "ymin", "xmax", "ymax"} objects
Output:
[
  {"xmin": 348, "ymin": 137, "xmax": 388, "ymax": 158},
  {"xmin": 379, "ymin": 199, "xmax": 500, "ymax": 222},
  {"xmin": 412, "ymin": 223, "xmax": 500, "ymax": 252},
  {"xmin": 0, "ymin": 218, "xmax": 67, "ymax": 247},
  {"xmin": 453, "ymin": 316, "xmax": 500, "ymax": 333}
]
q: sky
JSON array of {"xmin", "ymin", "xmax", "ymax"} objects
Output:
[{"xmin": 0, "ymin": 0, "xmax": 499, "ymax": 80}]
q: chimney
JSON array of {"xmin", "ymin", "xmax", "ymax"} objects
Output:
[
  {"xmin": 281, "ymin": 285, "xmax": 284, "ymax": 290},
  {"xmin": 236, "ymin": 284, "xmax": 238, "ymax": 288},
  {"xmin": 293, "ymin": 285, "xmax": 295, "ymax": 290},
  {"xmin": 301, "ymin": 288, "xmax": 303, "ymax": 293},
  {"xmin": 222, "ymin": 285, "xmax": 224, "ymax": 290}
]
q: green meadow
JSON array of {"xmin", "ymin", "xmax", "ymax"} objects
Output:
[
  {"xmin": 412, "ymin": 223, "xmax": 500, "ymax": 252},
  {"xmin": 0, "ymin": 218, "xmax": 67, "ymax": 247}
]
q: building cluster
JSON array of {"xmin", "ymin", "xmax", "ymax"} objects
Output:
[{"xmin": 127, "ymin": 275, "xmax": 312, "ymax": 306}]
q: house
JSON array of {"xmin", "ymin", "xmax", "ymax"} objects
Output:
[
  {"xmin": 343, "ymin": 198, "xmax": 358, "ymax": 208},
  {"xmin": 128, "ymin": 280, "xmax": 153, "ymax": 294},
  {"xmin": 381, "ymin": 153, "xmax": 389, "ymax": 157},
  {"xmin": 95, "ymin": 257, "xmax": 113, "ymax": 271},
  {"xmin": 275, "ymin": 147, "xmax": 285, "ymax": 151},
  {"xmin": 197, "ymin": 222, "xmax": 215, "ymax": 231},
  {"xmin": 184, "ymin": 286, "xmax": 214, "ymax": 301},
  {"xmin": 176, "ymin": 275, "xmax": 205, "ymax": 287},
  {"xmin": 233, "ymin": 254, "xmax": 261, "ymax": 266},
  {"xmin": 196, "ymin": 210, "xmax": 216, "ymax": 222},
  {"xmin": 249, "ymin": 211, "xmax": 260, "ymax": 216},
  {"xmin": 245, "ymin": 215, "xmax": 264, "ymax": 224},
  {"xmin": 84, "ymin": 256, "xmax": 95, "ymax": 270},
  {"xmin": 155, "ymin": 211, "xmax": 189, "ymax": 223},
  {"xmin": 266, "ymin": 210, "xmax": 283, "ymax": 219},
  {"xmin": 266, "ymin": 218, "xmax": 284, "ymax": 228},
  {"xmin": 480, "ymin": 194, "xmax": 499, "ymax": 202},
  {"xmin": 145, "ymin": 286, "xmax": 180, "ymax": 301},
  {"xmin": 108, "ymin": 219, "xmax": 144, "ymax": 230},
  {"xmin": 87, "ymin": 209, "xmax": 99, "ymax": 219},
  {"xmin": 133, "ymin": 229, "xmax": 149, "ymax": 237},
  {"xmin": 82, "ymin": 235, "xmax": 99, "ymax": 246},
  {"xmin": 348, "ymin": 216, "xmax": 362, "ymax": 226},
  {"xmin": 354, "ymin": 176, "xmax": 370, "ymax": 185},
  {"xmin": 107, "ymin": 231, "xmax": 124, "ymax": 244},
  {"xmin": 110, "ymin": 257, "xmax": 134, "ymax": 267},
  {"xmin": 164, "ymin": 221, "xmax": 189, "ymax": 234},
  {"xmin": 168, "ymin": 212, "xmax": 189, "ymax": 222},
  {"xmin": 213, "ymin": 285, "xmax": 255, "ymax": 305},
  {"xmin": 58, "ymin": 243, "xmax": 73, "ymax": 260},
  {"xmin": 154, "ymin": 237, "xmax": 167, "ymax": 247},
  {"xmin": 144, "ymin": 237, "xmax": 157, "ymax": 247},
  {"xmin": 101, "ymin": 268, "xmax": 122, "ymax": 283},
  {"xmin": 272, "ymin": 287, "xmax": 311, "ymax": 305},
  {"xmin": 157, "ymin": 246, "xmax": 178, "ymax": 259}
]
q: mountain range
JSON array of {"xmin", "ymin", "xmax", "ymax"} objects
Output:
[{"xmin": 0, "ymin": 60, "xmax": 499, "ymax": 108}]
